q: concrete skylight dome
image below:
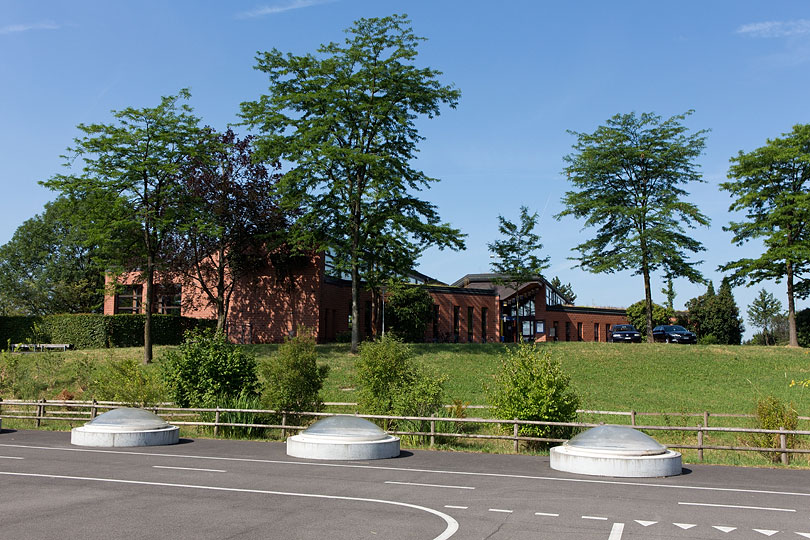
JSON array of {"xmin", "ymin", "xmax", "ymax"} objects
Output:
[
  {"xmin": 287, "ymin": 415, "xmax": 400, "ymax": 460},
  {"xmin": 71, "ymin": 407, "xmax": 179, "ymax": 447},
  {"xmin": 550, "ymin": 425, "xmax": 681, "ymax": 477}
]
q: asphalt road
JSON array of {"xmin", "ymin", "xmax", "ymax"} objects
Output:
[{"xmin": 1, "ymin": 429, "xmax": 810, "ymax": 539}]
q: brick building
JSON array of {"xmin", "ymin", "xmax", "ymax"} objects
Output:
[{"xmin": 104, "ymin": 258, "xmax": 627, "ymax": 344}]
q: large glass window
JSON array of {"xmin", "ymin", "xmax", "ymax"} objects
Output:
[
  {"xmin": 518, "ymin": 295, "xmax": 535, "ymax": 317},
  {"xmin": 115, "ymin": 285, "xmax": 142, "ymax": 314},
  {"xmin": 157, "ymin": 285, "xmax": 181, "ymax": 315},
  {"xmin": 546, "ymin": 285, "xmax": 564, "ymax": 307}
]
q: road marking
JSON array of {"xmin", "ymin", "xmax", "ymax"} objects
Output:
[
  {"xmin": 153, "ymin": 466, "xmax": 226, "ymax": 473},
  {"xmin": 582, "ymin": 515, "xmax": 608, "ymax": 521},
  {"xmin": 673, "ymin": 523, "xmax": 696, "ymax": 530},
  {"xmin": 0, "ymin": 471, "xmax": 459, "ymax": 540},
  {"xmin": 535, "ymin": 512, "xmax": 559, "ymax": 517},
  {"xmin": 635, "ymin": 520, "xmax": 656, "ymax": 526},
  {"xmin": 444, "ymin": 505, "xmax": 468, "ymax": 510},
  {"xmin": 796, "ymin": 533, "xmax": 810, "ymax": 539},
  {"xmin": 7, "ymin": 443, "xmax": 810, "ymax": 502},
  {"xmin": 489, "ymin": 508, "xmax": 513, "ymax": 514},
  {"xmin": 608, "ymin": 523, "xmax": 624, "ymax": 540},
  {"xmin": 752, "ymin": 530, "xmax": 778, "ymax": 537},
  {"xmin": 713, "ymin": 526, "xmax": 736, "ymax": 533},
  {"xmin": 679, "ymin": 501, "xmax": 796, "ymax": 513},
  {"xmin": 0, "ymin": 456, "xmax": 23, "ymax": 460},
  {"xmin": 385, "ymin": 481, "xmax": 474, "ymax": 490}
]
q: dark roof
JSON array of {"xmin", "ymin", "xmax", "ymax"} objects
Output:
[
  {"xmin": 546, "ymin": 304, "xmax": 627, "ymax": 316},
  {"xmin": 451, "ymin": 273, "xmax": 574, "ymax": 303}
]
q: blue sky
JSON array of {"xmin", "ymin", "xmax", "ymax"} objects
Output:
[{"xmin": 2, "ymin": 1, "xmax": 809, "ymax": 336}]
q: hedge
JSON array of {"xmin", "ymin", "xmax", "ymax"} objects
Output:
[{"xmin": 0, "ymin": 314, "xmax": 216, "ymax": 350}]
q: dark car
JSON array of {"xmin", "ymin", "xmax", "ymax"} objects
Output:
[
  {"xmin": 609, "ymin": 324, "xmax": 642, "ymax": 343},
  {"xmin": 652, "ymin": 325, "xmax": 697, "ymax": 344}
]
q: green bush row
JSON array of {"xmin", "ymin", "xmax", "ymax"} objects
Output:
[{"xmin": 0, "ymin": 314, "xmax": 215, "ymax": 349}]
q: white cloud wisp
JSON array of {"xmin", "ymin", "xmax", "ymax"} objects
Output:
[{"xmin": 236, "ymin": 0, "xmax": 335, "ymax": 19}]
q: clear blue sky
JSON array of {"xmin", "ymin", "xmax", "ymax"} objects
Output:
[{"xmin": 2, "ymin": 1, "xmax": 809, "ymax": 336}]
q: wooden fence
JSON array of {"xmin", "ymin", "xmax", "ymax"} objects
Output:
[{"xmin": 1, "ymin": 399, "xmax": 808, "ymax": 464}]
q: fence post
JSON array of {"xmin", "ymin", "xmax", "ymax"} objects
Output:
[
  {"xmin": 281, "ymin": 412, "xmax": 287, "ymax": 439},
  {"xmin": 630, "ymin": 410, "xmax": 636, "ymax": 426},
  {"xmin": 430, "ymin": 414, "xmax": 435, "ymax": 448},
  {"xmin": 697, "ymin": 424, "xmax": 704, "ymax": 462},
  {"xmin": 703, "ymin": 411, "xmax": 709, "ymax": 429},
  {"xmin": 513, "ymin": 419, "xmax": 519, "ymax": 452},
  {"xmin": 780, "ymin": 427, "xmax": 788, "ymax": 465},
  {"xmin": 214, "ymin": 407, "xmax": 220, "ymax": 437},
  {"xmin": 91, "ymin": 399, "xmax": 98, "ymax": 419},
  {"xmin": 36, "ymin": 399, "xmax": 45, "ymax": 428}
]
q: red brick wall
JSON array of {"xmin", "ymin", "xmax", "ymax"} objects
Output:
[{"xmin": 427, "ymin": 290, "xmax": 500, "ymax": 343}]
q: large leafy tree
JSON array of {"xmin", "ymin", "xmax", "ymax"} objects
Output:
[
  {"xmin": 747, "ymin": 288, "xmax": 784, "ymax": 346},
  {"xmin": 720, "ymin": 124, "xmax": 810, "ymax": 347},
  {"xmin": 0, "ymin": 197, "xmax": 105, "ymax": 315},
  {"xmin": 170, "ymin": 128, "xmax": 288, "ymax": 332},
  {"xmin": 241, "ymin": 14, "xmax": 464, "ymax": 353},
  {"xmin": 488, "ymin": 206, "xmax": 550, "ymax": 342},
  {"xmin": 43, "ymin": 90, "xmax": 206, "ymax": 363},
  {"xmin": 557, "ymin": 111, "xmax": 710, "ymax": 342},
  {"xmin": 686, "ymin": 280, "xmax": 743, "ymax": 344}
]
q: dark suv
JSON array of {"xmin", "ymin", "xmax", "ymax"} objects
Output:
[
  {"xmin": 652, "ymin": 325, "xmax": 697, "ymax": 344},
  {"xmin": 609, "ymin": 324, "xmax": 642, "ymax": 343}
]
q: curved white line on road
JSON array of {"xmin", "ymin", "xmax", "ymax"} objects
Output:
[
  {"xmin": 4, "ymin": 442, "xmax": 810, "ymax": 500},
  {"xmin": 0, "ymin": 471, "xmax": 459, "ymax": 540}
]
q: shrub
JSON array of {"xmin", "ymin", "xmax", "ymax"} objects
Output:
[
  {"xmin": 384, "ymin": 283, "xmax": 433, "ymax": 342},
  {"xmin": 487, "ymin": 343, "xmax": 580, "ymax": 446},
  {"xmin": 259, "ymin": 330, "xmax": 329, "ymax": 422},
  {"xmin": 90, "ymin": 358, "xmax": 166, "ymax": 407},
  {"xmin": 200, "ymin": 390, "xmax": 268, "ymax": 439},
  {"xmin": 626, "ymin": 300, "xmax": 671, "ymax": 336},
  {"xmin": 698, "ymin": 334, "xmax": 719, "ymax": 345},
  {"xmin": 161, "ymin": 329, "xmax": 258, "ymax": 407},
  {"xmin": 355, "ymin": 335, "xmax": 446, "ymax": 432},
  {"xmin": 748, "ymin": 395, "xmax": 798, "ymax": 463}
]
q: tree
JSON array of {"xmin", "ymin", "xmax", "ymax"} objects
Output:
[
  {"xmin": 685, "ymin": 281, "xmax": 716, "ymax": 339},
  {"xmin": 0, "ymin": 197, "xmax": 105, "ymax": 315},
  {"xmin": 626, "ymin": 300, "xmax": 671, "ymax": 336},
  {"xmin": 661, "ymin": 276, "xmax": 676, "ymax": 311},
  {"xmin": 240, "ymin": 15, "xmax": 464, "ymax": 354},
  {"xmin": 488, "ymin": 206, "xmax": 550, "ymax": 342},
  {"xmin": 747, "ymin": 288, "xmax": 783, "ymax": 346},
  {"xmin": 170, "ymin": 128, "xmax": 287, "ymax": 332},
  {"xmin": 686, "ymin": 279, "xmax": 743, "ymax": 344},
  {"xmin": 720, "ymin": 124, "xmax": 810, "ymax": 348},
  {"xmin": 43, "ymin": 90, "xmax": 206, "ymax": 363},
  {"xmin": 384, "ymin": 282, "xmax": 433, "ymax": 342},
  {"xmin": 550, "ymin": 276, "xmax": 576, "ymax": 303},
  {"xmin": 557, "ymin": 111, "xmax": 710, "ymax": 342}
]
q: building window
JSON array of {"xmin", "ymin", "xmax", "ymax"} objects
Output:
[
  {"xmin": 481, "ymin": 307, "xmax": 488, "ymax": 342},
  {"xmin": 606, "ymin": 323, "xmax": 611, "ymax": 341},
  {"xmin": 518, "ymin": 295, "xmax": 535, "ymax": 317},
  {"xmin": 594, "ymin": 323, "xmax": 600, "ymax": 342},
  {"xmin": 115, "ymin": 285, "xmax": 142, "ymax": 314},
  {"xmin": 467, "ymin": 307, "xmax": 474, "ymax": 343},
  {"xmin": 577, "ymin": 322, "xmax": 583, "ymax": 341},
  {"xmin": 522, "ymin": 320, "xmax": 533, "ymax": 338},
  {"xmin": 553, "ymin": 321, "xmax": 559, "ymax": 341},
  {"xmin": 157, "ymin": 285, "xmax": 181, "ymax": 315},
  {"xmin": 546, "ymin": 285, "xmax": 564, "ymax": 307},
  {"xmin": 433, "ymin": 304, "xmax": 440, "ymax": 341},
  {"xmin": 565, "ymin": 322, "xmax": 571, "ymax": 341},
  {"xmin": 536, "ymin": 320, "xmax": 545, "ymax": 334},
  {"xmin": 453, "ymin": 306, "xmax": 460, "ymax": 342}
]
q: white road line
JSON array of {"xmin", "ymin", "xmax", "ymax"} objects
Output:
[
  {"xmin": 713, "ymin": 526, "xmax": 736, "ymax": 533},
  {"xmin": 608, "ymin": 523, "xmax": 624, "ymax": 540},
  {"xmin": 489, "ymin": 508, "xmax": 513, "ymax": 514},
  {"xmin": 0, "ymin": 456, "xmax": 23, "ymax": 460},
  {"xmin": 796, "ymin": 532, "xmax": 810, "ymax": 539},
  {"xmin": 679, "ymin": 501, "xmax": 796, "ymax": 513},
  {"xmin": 583, "ymin": 515, "xmax": 608, "ymax": 521},
  {"xmin": 752, "ymin": 530, "xmax": 778, "ymax": 537},
  {"xmin": 6, "ymin": 443, "xmax": 810, "ymax": 501},
  {"xmin": 385, "ymin": 481, "xmax": 474, "ymax": 490},
  {"xmin": 535, "ymin": 512, "xmax": 559, "ymax": 517},
  {"xmin": 444, "ymin": 505, "xmax": 468, "ymax": 510},
  {"xmin": 153, "ymin": 466, "xmax": 226, "ymax": 473},
  {"xmin": 673, "ymin": 523, "xmax": 696, "ymax": 530},
  {"xmin": 635, "ymin": 520, "xmax": 656, "ymax": 527},
  {"xmin": 0, "ymin": 471, "xmax": 459, "ymax": 540}
]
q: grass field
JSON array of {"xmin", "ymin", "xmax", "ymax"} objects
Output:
[{"xmin": 2, "ymin": 341, "xmax": 810, "ymax": 466}]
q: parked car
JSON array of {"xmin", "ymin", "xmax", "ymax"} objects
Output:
[
  {"xmin": 609, "ymin": 324, "xmax": 642, "ymax": 343},
  {"xmin": 652, "ymin": 325, "xmax": 697, "ymax": 344}
]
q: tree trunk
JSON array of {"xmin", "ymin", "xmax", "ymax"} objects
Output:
[
  {"xmin": 351, "ymin": 262, "xmax": 360, "ymax": 354},
  {"xmin": 787, "ymin": 261, "xmax": 799, "ymax": 347},
  {"xmin": 643, "ymin": 267, "xmax": 654, "ymax": 343},
  {"xmin": 143, "ymin": 255, "xmax": 154, "ymax": 364},
  {"xmin": 216, "ymin": 245, "xmax": 227, "ymax": 333}
]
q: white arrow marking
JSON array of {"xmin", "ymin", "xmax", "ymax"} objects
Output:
[
  {"xmin": 796, "ymin": 533, "xmax": 810, "ymax": 539},
  {"xmin": 713, "ymin": 526, "xmax": 737, "ymax": 533},
  {"xmin": 752, "ymin": 530, "xmax": 778, "ymax": 537},
  {"xmin": 635, "ymin": 520, "xmax": 657, "ymax": 527},
  {"xmin": 673, "ymin": 523, "xmax": 696, "ymax": 529}
]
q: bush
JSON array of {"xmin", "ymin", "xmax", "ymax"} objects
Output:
[
  {"xmin": 161, "ymin": 329, "xmax": 258, "ymax": 407},
  {"xmin": 385, "ymin": 283, "xmax": 433, "ymax": 342},
  {"xmin": 487, "ymin": 343, "xmax": 580, "ymax": 446},
  {"xmin": 355, "ymin": 335, "xmax": 446, "ymax": 432},
  {"xmin": 698, "ymin": 334, "xmax": 719, "ymax": 345},
  {"xmin": 748, "ymin": 395, "xmax": 798, "ymax": 463},
  {"xmin": 199, "ymin": 390, "xmax": 269, "ymax": 439},
  {"xmin": 90, "ymin": 358, "xmax": 166, "ymax": 407},
  {"xmin": 259, "ymin": 331, "xmax": 329, "ymax": 421},
  {"xmin": 626, "ymin": 300, "xmax": 671, "ymax": 336}
]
